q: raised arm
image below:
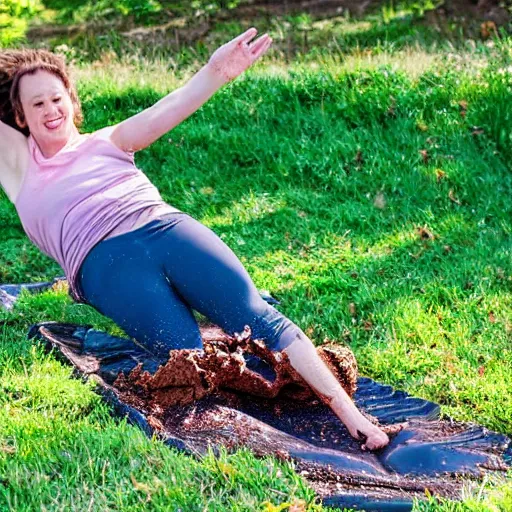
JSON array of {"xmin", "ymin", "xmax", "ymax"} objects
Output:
[
  {"xmin": 110, "ymin": 28, "xmax": 272, "ymax": 153},
  {"xmin": 0, "ymin": 120, "xmax": 28, "ymax": 203}
]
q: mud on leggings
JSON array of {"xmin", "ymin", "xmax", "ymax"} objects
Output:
[{"xmin": 77, "ymin": 212, "xmax": 304, "ymax": 358}]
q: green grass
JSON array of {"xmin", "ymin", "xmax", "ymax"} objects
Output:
[{"xmin": 2, "ymin": 9, "xmax": 512, "ymax": 511}]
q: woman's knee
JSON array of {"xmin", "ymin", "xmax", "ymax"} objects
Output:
[{"xmin": 232, "ymin": 299, "xmax": 303, "ymax": 352}]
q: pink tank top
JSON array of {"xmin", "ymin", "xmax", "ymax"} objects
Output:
[{"xmin": 15, "ymin": 130, "xmax": 179, "ymax": 303}]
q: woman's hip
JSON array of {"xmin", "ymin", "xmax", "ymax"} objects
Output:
[{"xmin": 77, "ymin": 211, "xmax": 190, "ymax": 304}]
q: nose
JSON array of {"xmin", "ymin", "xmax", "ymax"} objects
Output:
[{"xmin": 45, "ymin": 101, "xmax": 60, "ymax": 119}]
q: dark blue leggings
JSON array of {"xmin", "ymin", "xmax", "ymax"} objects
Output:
[{"xmin": 77, "ymin": 213, "xmax": 303, "ymax": 358}]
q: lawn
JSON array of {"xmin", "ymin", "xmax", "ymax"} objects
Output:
[{"xmin": 1, "ymin": 5, "xmax": 512, "ymax": 511}]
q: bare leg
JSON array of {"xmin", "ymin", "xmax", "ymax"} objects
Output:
[
  {"xmin": 284, "ymin": 334, "xmax": 389, "ymax": 451},
  {"xmin": 145, "ymin": 215, "xmax": 389, "ymax": 449}
]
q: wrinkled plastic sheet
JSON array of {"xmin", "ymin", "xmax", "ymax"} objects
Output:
[
  {"xmin": 2, "ymin": 281, "xmax": 512, "ymax": 511},
  {"xmin": 0, "ymin": 278, "xmax": 67, "ymax": 310}
]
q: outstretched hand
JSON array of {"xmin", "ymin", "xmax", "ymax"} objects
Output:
[{"xmin": 208, "ymin": 27, "xmax": 273, "ymax": 83}]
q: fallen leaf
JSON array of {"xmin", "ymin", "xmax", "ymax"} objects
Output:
[
  {"xmin": 130, "ymin": 474, "xmax": 151, "ymax": 495},
  {"xmin": 274, "ymin": 449, "xmax": 290, "ymax": 461},
  {"xmin": 51, "ymin": 280, "xmax": 69, "ymax": 293},
  {"xmin": 448, "ymin": 189, "xmax": 461, "ymax": 205},
  {"xmin": 349, "ymin": 303, "xmax": 357, "ymax": 316},
  {"xmin": 373, "ymin": 191, "xmax": 386, "ymax": 209},
  {"xmin": 261, "ymin": 502, "xmax": 291, "ymax": 512},
  {"xmin": 416, "ymin": 120, "xmax": 428, "ymax": 132},
  {"xmin": 471, "ymin": 126, "xmax": 484, "ymax": 136},
  {"xmin": 289, "ymin": 500, "xmax": 307, "ymax": 512},
  {"xmin": 481, "ymin": 21, "xmax": 497, "ymax": 40},
  {"xmin": 458, "ymin": 100, "xmax": 468, "ymax": 118},
  {"xmin": 417, "ymin": 225, "xmax": 435, "ymax": 240},
  {"xmin": 362, "ymin": 320, "xmax": 373, "ymax": 331},
  {"xmin": 147, "ymin": 415, "xmax": 164, "ymax": 432},
  {"xmin": 381, "ymin": 422, "xmax": 408, "ymax": 436},
  {"xmin": 478, "ymin": 366, "xmax": 485, "ymax": 377},
  {"xmin": 489, "ymin": 311, "xmax": 496, "ymax": 323},
  {"xmin": 0, "ymin": 443, "xmax": 15, "ymax": 454},
  {"xmin": 419, "ymin": 149, "xmax": 429, "ymax": 163},
  {"xmin": 217, "ymin": 461, "xmax": 237, "ymax": 477},
  {"xmin": 435, "ymin": 169, "xmax": 446, "ymax": 182}
]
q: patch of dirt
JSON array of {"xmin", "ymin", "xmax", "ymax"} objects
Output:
[
  {"xmin": 435, "ymin": 0, "xmax": 509, "ymax": 25},
  {"xmin": 113, "ymin": 324, "xmax": 358, "ymax": 414},
  {"xmin": 25, "ymin": 0, "xmax": 510, "ymax": 49}
]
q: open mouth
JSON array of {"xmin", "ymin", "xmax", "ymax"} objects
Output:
[{"xmin": 44, "ymin": 117, "xmax": 64, "ymax": 130}]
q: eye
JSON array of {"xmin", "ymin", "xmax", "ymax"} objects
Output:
[
  {"xmin": 34, "ymin": 101, "xmax": 43, "ymax": 107},
  {"xmin": 53, "ymin": 97, "xmax": 62, "ymax": 103}
]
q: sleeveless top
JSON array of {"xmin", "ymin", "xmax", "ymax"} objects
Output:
[{"xmin": 14, "ymin": 130, "xmax": 179, "ymax": 303}]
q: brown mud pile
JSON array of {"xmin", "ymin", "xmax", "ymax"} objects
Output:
[{"xmin": 113, "ymin": 324, "xmax": 358, "ymax": 414}]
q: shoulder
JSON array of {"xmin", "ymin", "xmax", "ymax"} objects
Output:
[
  {"xmin": 0, "ymin": 120, "xmax": 28, "ymax": 147},
  {"xmin": 93, "ymin": 124, "xmax": 128, "ymax": 149},
  {"xmin": 92, "ymin": 125, "xmax": 117, "ymax": 140},
  {"xmin": 91, "ymin": 125, "xmax": 135, "ymax": 159}
]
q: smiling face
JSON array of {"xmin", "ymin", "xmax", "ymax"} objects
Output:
[{"xmin": 17, "ymin": 69, "xmax": 78, "ymax": 157}]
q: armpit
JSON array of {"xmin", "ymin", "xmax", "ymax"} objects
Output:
[{"xmin": 0, "ymin": 124, "xmax": 28, "ymax": 203}]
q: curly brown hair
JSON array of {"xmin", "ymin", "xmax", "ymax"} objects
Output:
[{"xmin": 0, "ymin": 49, "xmax": 82, "ymax": 135}]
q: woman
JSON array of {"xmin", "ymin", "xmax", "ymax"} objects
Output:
[{"xmin": 0, "ymin": 29, "xmax": 389, "ymax": 450}]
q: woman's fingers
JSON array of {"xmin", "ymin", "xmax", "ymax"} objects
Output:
[
  {"xmin": 259, "ymin": 37, "xmax": 273, "ymax": 58},
  {"xmin": 233, "ymin": 27, "xmax": 258, "ymax": 45},
  {"xmin": 249, "ymin": 34, "xmax": 270, "ymax": 54},
  {"xmin": 250, "ymin": 35, "xmax": 272, "ymax": 61}
]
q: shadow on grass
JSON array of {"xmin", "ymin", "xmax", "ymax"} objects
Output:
[{"xmin": 24, "ymin": 5, "xmax": 475, "ymax": 65}]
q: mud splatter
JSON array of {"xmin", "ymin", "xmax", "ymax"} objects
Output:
[{"xmin": 113, "ymin": 324, "xmax": 358, "ymax": 414}]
